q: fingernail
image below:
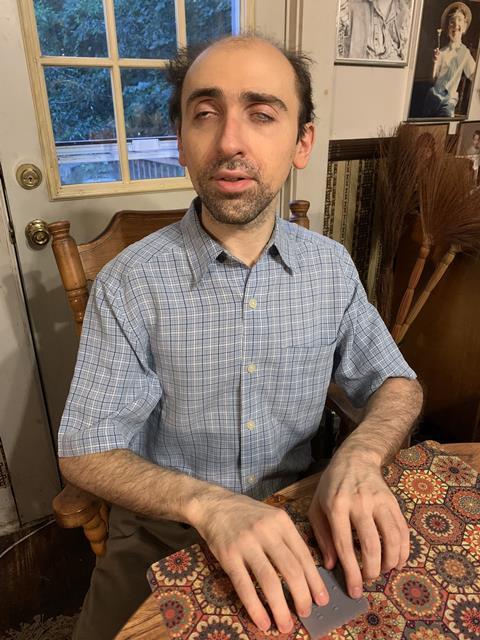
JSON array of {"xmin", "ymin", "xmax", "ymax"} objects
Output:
[
  {"xmin": 259, "ymin": 619, "xmax": 270, "ymax": 632},
  {"xmin": 299, "ymin": 607, "xmax": 311, "ymax": 618},
  {"xmin": 351, "ymin": 587, "xmax": 363, "ymax": 599},
  {"xmin": 315, "ymin": 591, "xmax": 329, "ymax": 606},
  {"xmin": 280, "ymin": 620, "xmax": 294, "ymax": 633}
]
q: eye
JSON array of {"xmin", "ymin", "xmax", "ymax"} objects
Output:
[
  {"xmin": 194, "ymin": 110, "xmax": 218, "ymax": 120},
  {"xmin": 251, "ymin": 111, "xmax": 275, "ymax": 123}
]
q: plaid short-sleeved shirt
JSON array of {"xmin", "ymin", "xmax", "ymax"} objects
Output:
[{"xmin": 58, "ymin": 199, "xmax": 416, "ymax": 499}]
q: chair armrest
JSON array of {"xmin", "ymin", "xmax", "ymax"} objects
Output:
[
  {"xmin": 52, "ymin": 483, "xmax": 103, "ymax": 529},
  {"xmin": 326, "ymin": 383, "xmax": 364, "ymax": 434}
]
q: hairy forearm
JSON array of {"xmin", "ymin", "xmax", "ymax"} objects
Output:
[
  {"xmin": 59, "ymin": 449, "xmax": 233, "ymax": 526},
  {"xmin": 335, "ymin": 377, "xmax": 423, "ymax": 466}
]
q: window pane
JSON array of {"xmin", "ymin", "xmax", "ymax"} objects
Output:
[
  {"xmin": 114, "ymin": 0, "xmax": 176, "ymax": 59},
  {"xmin": 185, "ymin": 0, "xmax": 237, "ymax": 47},
  {"xmin": 44, "ymin": 67, "xmax": 120, "ymax": 184},
  {"xmin": 122, "ymin": 68, "xmax": 185, "ymax": 180},
  {"xmin": 34, "ymin": 0, "xmax": 108, "ymax": 57}
]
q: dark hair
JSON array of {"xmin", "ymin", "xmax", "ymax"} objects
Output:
[
  {"xmin": 474, "ymin": 130, "xmax": 480, "ymax": 137},
  {"xmin": 166, "ymin": 34, "xmax": 315, "ymax": 140}
]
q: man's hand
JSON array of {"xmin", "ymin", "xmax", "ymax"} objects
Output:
[
  {"xmin": 308, "ymin": 451, "xmax": 410, "ymax": 599},
  {"xmin": 191, "ymin": 493, "xmax": 329, "ymax": 633}
]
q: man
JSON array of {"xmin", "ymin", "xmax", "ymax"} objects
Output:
[
  {"xmin": 59, "ymin": 34, "xmax": 422, "ymax": 640},
  {"xmin": 423, "ymin": 2, "xmax": 476, "ymax": 118},
  {"xmin": 337, "ymin": 0, "xmax": 412, "ymax": 61}
]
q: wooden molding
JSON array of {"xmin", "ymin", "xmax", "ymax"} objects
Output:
[
  {"xmin": 328, "ymin": 138, "xmax": 386, "ymax": 162},
  {"xmin": 328, "ymin": 134, "xmax": 458, "ymax": 162}
]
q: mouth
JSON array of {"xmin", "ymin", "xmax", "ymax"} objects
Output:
[{"xmin": 212, "ymin": 170, "xmax": 256, "ymax": 194}]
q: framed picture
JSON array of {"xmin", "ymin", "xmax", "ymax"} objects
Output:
[
  {"xmin": 455, "ymin": 119, "xmax": 480, "ymax": 181},
  {"xmin": 408, "ymin": 1, "xmax": 480, "ymax": 120},
  {"xmin": 336, "ymin": 0, "xmax": 416, "ymax": 66},
  {"xmin": 404, "ymin": 121, "xmax": 450, "ymax": 163},
  {"xmin": 456, "ymin": 119, "xmax": 480, "ymax": 154}
]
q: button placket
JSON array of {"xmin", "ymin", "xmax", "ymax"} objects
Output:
[{"xmin": 240, "ymin": 268, "xmax": 261, "ymax": 491}]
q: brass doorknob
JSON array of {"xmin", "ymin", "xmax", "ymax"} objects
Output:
[{"xmin": 25, "ymin": 219, "xmax": 51, "ymax": 248}]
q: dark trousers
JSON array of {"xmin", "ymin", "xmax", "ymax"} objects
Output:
[{"xmin": 73, "ymin": 505, "xmax": 202, "ymax": 640}]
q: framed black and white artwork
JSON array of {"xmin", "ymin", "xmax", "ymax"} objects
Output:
[{"xmin": 336, "ymin": 0, "xmax": 416, "ymax": 66}]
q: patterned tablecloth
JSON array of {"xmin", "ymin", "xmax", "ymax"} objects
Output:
[{"xmin": 147, "ymin": 441, "xmax": 480, "ymax": 639}]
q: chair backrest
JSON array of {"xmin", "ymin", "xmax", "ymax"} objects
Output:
[{"xmin": 49, "ymin": 200, "xmax": 311, "ymax": 335}]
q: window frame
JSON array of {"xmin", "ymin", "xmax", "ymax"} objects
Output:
[{"xmin": 18, "ymin": 0, "xmax": 254, "ymax": 199}]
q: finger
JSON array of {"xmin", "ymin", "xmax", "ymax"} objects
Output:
[
  {"xmin": 374, "ymin": 507, "xmax": 403, "ymax": 573},
  {"xmin": 391, "ymin": 506, "xmax": 410, "ymax": 569},
  {"xmin": 223, "ymin": 558, "xmax": 271, "ymax": 631},
  {"xmin": 283, "ymin": 527, "xmax": 330, "ymax": 606},
  {"xmin": 245, "ymin": 550, "xmax": 294, "ymax": 634},
  {"xmin": 353, "ymin": 513, "xmax": 382, "ymax": 581},
  {"xmin": 329, "ymin": 512, "xmax": 364, "ymax": 599},
  {"xmin": 397, "ymin": 515, "xmax": 410, "ymax": 569},
  {"xmin": 268, "ymin": 542, "xmax": 315, "ymax": 617},
  {"xmin": 308, "ymin": 505, "xmax": 338, "ymax": 570}
]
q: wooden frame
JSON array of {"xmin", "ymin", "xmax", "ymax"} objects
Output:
[{"xmin": 17, "ymin": 0, "xmax": 254, "ymax": 200}]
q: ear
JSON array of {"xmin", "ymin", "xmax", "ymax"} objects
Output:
[
  {"xmin": 293, "ymin": 123, "xmax": 315, "ymax": 170},
  {"xmin": 177, "ymin": 126, "xmax": 186, "ymax": 167}
]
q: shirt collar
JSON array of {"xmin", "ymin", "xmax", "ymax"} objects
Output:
[
  {"xmin": 180, "ymin": 198, "xmax": 226, "ymax": 285},
  {"xmin": 180, "ymin": 198, "xmax": 297, "ymax": 284},
  {"xmin": 267, "ymin": 217, "xmax": 297, "ymax": 274}
]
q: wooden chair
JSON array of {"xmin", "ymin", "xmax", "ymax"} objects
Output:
[{"xmin": 48, "ymin": 200, "xmax": 360, "ymax": 556}]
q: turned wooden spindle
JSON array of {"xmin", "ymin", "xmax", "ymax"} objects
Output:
[
  {"xmin": 48, "ymin": 221, "xmax": 89, "ymax": 336},
  {"xmin": 289, "ymin": 199, "xmax": 310, "ymax": 229}
]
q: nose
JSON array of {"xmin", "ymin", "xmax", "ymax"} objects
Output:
[{"xmin": 216, "ymin": 110, "xmax": 246, "ymax": 159}]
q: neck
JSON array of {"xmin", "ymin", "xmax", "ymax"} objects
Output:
[
  {"xmin": 375, "ymin": 0, "xmax": 392, "ymax": 18},
  {"xmin": 200, "ymin": 203, "xmax": 277, "ymax": 267}
]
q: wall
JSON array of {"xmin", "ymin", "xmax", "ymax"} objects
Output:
[{"xmin": 330, "ymin": 1, "xmax": 480, "ymax": 140}]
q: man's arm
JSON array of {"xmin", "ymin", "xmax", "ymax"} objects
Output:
[
  {"xmin": 308, "ymin": 376, "xmax": 423, "ymax": 597},
  {"xmin": 60, "ymin": 451, "xmax": 328, "ymax": 634}
]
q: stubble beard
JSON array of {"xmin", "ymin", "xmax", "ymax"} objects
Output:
[{"xmin": 195, "ymin": 159, "xmax": 277, "ymax": 227}]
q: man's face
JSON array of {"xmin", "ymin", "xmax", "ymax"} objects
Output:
[
  {"xmin": 448, "ymin": 10, "xmax": 467, "ymax": 41},
  {"xmin": 473, "ymin": 134, "xmax": 480, "ymax": 149},
  {"xmin": 177, "ymin": 39, "xmax": 314, "ymax": 226}
]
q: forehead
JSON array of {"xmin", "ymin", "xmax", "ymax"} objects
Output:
[
  {"xmin": 449, "ymin": 9, "xmax": 466, "ymax": 21},
  {"xmin": 182, "ymin": 40, "xmax": 298, "ymax": 107}
]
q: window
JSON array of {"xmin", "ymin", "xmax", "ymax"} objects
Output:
[{"xmin": 19, "ymin": 0, "xmax": 250, "ymax": 198}]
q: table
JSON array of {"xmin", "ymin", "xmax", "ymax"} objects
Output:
[{"xmin": 114, "ymin": 443, "xmax": 480, "ymax": 639}]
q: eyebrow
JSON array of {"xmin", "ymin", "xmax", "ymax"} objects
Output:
[{"xmin": 185, "ymin": 87, "xmax": 288, "ymax": 112}]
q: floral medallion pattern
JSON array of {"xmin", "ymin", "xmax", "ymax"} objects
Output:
[
  {"xmin": 446, "ymin": 488, "xmax": 480, "ymax": 524},
  {"xmin": 430, "ymin": 457, "xmax": 478, "ymax": 488},
  {"xmin": 462, "ymin": 523, "xmax": 480, "ymax": 556},
  {"xmin": 427, "ymin": 546, "xmax": 479, "ymax": 594},
  {"xmin": 148, "ymin": 441, "xmax": 480, "ymax": 639},
  {"xmin": 398, "ymin": 471, "xmax": 448, "ymax": 505}
]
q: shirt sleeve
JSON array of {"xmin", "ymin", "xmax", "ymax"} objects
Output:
[
  {"xmin": 464, "ymin": 49, "xmax": 476, "ymax": 81},
  {"xmin": 57, "ymin": 268, "xmax": 162, "ymax": 457},
  {"xmin": 332, "ymin": 245, "xmax": 416, "ymax": 408}
]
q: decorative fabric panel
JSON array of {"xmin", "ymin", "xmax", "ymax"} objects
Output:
[{"xmin": 324, "ymin": 159, "xmax": 379, "ymax": 301}]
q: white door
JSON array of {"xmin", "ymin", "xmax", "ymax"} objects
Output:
[{"xmin": 0, "ymin": 0, "xmax": 334, "ymax": 524}]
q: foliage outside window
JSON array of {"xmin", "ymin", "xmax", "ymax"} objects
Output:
[{"xmin": 19, "ymin": 0, "xmax": 245, "ymax": 198}]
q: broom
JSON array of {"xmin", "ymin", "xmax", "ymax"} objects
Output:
[
  {"xmin": 395, "ymin": 155, "xmax": 480, "ymax": 343},
  {"xmin": 375, "ymin": 124, "xmax": 424, "ymax": 325}
]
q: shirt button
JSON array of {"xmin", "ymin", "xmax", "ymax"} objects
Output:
[
  {"xmin": 246, "ymin": 420, "xmax": 256, "ymax": 431},
  {"xmin": 246, "ymin": 364, "xmax": 257, "ymax": 374},
  {"xmin": 247, "ymin": 475, "xmax": 256, "ymax": 484},
  {"xmin": 248, "ymin": 298, "xmax": 257, "ymax": 309}
]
